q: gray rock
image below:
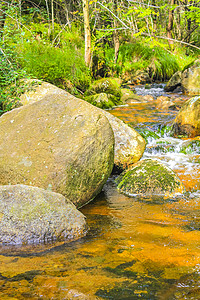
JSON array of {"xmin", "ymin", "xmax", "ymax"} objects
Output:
[{"xmin": 0, "ymin": 185, "xmax": 87, "ymax": 245}]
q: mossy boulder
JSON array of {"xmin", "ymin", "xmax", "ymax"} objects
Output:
[
  {"xmin": 116, "ymin": 159, "xmax": 185, "ymax": 197},
  {"xmin": 0, "ymin": 185, "xmax": 87, "ymax": 245},
  {"xmin": 101, "ymin": 111, "xmax": 146, "ymax": 169},
  {"xmin": 164, "ymin": 71, "xmax": 182, "ymax": 92},
  {"xmin": 131, "ymin": 70, "xmax": 151, "ymax": 84},
  {"xmin": 0, "ymin": 93, "xmax": 114, "ymax": 208},
  {"xmin": 85, "ymin": 78, "xmax": 122, "ymax": 101},
  {"xmin": 84, "ymin": 93, "xmax": 119, "ymax": 109},
  {"xmin": 120, "ymin": 88, "xmax": 136, "ymax": 103},
  {"xmin": 172, "ymin": 96, "xmax": 200, "ymax": 137}
]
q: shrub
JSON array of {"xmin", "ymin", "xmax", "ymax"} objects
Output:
[
  {"xmin": 16, "ymin": 39, "xmax": 91, "ymax": 93},
  {"xmin": 0, "ymin": 49, "xmax": 30, "ymax": 115}
]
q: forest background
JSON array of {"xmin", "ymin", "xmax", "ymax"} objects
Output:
[{"xmin": 0, "ymin": 0, "xmax": 200, "ymax": 114}]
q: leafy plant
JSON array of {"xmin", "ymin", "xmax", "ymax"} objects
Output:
[{"xmin": 0, "ymin": 48, "xmax": 30, "ymax": 115}]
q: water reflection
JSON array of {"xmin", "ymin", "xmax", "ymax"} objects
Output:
[{"xmin": 0, "ymin": 89, "xmax": 200, "ymax": 299}]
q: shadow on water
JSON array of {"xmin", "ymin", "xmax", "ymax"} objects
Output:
[{"xmin": 0, "ymin": 84, "xmax": 200, "ymax": 299}]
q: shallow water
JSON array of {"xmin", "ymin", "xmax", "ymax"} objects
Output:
[{"xmin": 0, "ymin": 88, "xmax": 200, "ymax": 299}]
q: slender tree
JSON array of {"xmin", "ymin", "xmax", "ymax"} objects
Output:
[
  {"xmin": 167, "ymin": 0, "xmax": 175, "ymax": 47},
  {"xmin": 83, "ymin": 0, "xmax": 91, "ymax": 67}
]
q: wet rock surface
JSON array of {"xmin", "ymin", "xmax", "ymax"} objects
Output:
[
  {"xmin": 116, "ymin": 159, "xmax": 186, "ymax": 197},
  {"xmin": 0, "ymin": 185, "xmax": 87, "ymax": 245}
]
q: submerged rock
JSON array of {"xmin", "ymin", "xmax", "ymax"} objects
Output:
[
  {"xmin": 0, "ymin": 185, "xmax": 87, "ymax": 245},
  {"xmin": 102, "ymin": 111, "xmax": 146, "ymax": 169},
  {"xmin": 172, "ymin": 96, "xmax": 200, "ymax": 137},
  {"xmin": 155, "ymin": 96, "xmax": 175, "ymax": 110},
  {"xmin": 143, "ymin": 95, "xmax": 154, "ymax": 102},
  {"xmin": 0, "ymin": 93, "xmax": 114, "ymax": 208},
  {"xmin": 116, "ymin": 159, "xmax": 185, "ymax": 197}
]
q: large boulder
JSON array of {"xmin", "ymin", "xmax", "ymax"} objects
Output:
[
  {"xmin": 182, "ymin": 60, "xmax": 200, "ymax": 95},
  {"xmin": 172, "ymin": 96, "xmax": 200, "ymax": 137},
  {"xmin": 0, "ymin": 185, "xmax": 87, "ymax": 245},
  {"xmin": 102, "ymin": 111, "xmax": 146, "ymax": 169},
  {"xmin": 18, "ymin": 79, "xmax": 68, "ymax": 106},
  {"xmin": 165, "ymin": 60, "xmax": 200, "ymax": 95},
  {"xmin": 116, "ymin": 159, "xmax": 185, "ymax": 197},
  {"xmin": 0, "ymin": 93, "xmax": 114, "ymax": 208}
]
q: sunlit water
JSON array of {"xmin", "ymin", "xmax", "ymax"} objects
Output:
[{"xmin": 0, "ymin": 86, "xmax": 200, "ymax": 299}]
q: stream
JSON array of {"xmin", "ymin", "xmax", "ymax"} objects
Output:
[{"xmin": 0, "ymin": 84, "xmax": 200, "ymax": 299}]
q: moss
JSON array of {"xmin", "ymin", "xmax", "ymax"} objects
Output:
[
  {"xmin": 136, "ymin": 128, "xmax": 160, "ymax": 143},
  {"xmin": 84, "ymin": 93, "xmax": 121, "ymax": 109},
  {"xmin": 85, "ymin": 77, "xmax": 122, "ymax": 100},
  {"xmin": 116, "ymin": 159, "xmax": 185, "ymax": 197}
]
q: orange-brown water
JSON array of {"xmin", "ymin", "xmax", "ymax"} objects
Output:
[{"xmin": 0, "ymin": 97, "xmax": 200, "ymax": 299}]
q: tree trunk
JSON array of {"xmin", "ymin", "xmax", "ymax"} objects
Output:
[
  {"xmin": 167, "ymin": 0, "xmax": 175, "ymax": 47},
  {"xmin": 82, "ymin": 0, "xmax": 91, "ymax": 67},
  {"xmin": 113, "ymin": 0, "xmax": 119, "ymax": 64}
]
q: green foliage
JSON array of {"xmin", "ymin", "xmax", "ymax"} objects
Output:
[
  {"xmin": 118, "ymin": 40, "xmax": 180, "ymax": 81},
  {"xmin": 16, "ymin": 38, "xmax": 91, "ymax": 92},
  {"xmin": 0, "ymin": 49, "xmax": 30, "ymax": 115}
]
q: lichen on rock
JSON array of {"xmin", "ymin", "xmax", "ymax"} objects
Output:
[{"xmin": 0, "ymin": 93, "xmax": 114, "ymax": 208}]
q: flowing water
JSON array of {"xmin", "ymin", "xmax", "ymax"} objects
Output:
[{"xmin": 0, "ymin": 85, "xmax": 200, "ymax": 300}]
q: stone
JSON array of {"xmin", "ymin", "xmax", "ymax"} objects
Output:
[
  {"xmin": 85, "ymin": 77, "xmax": 122, "ymax": 101},
  {"xmin": 172, "ymin": 96, "xmax": 200, "ymax": 137},
  {"xmin": 84, "ymin": 93, "xmax": 119, "ymax": 109},
  {"xmin": 131, "ymin": 70, "xmax": 151, "ymax": 84},
  {"xmin": 116, "ymin": 159, "xmax": 185, "ymax": 197},
  {"xmin": 0, "ymin": 185, "xmax": 87, "ymax": 245},
  {"xmin": 155, "ymin": 96, "xmax": 175, "ymax": 110},
  {"xmin": 18, "ymin": 79, "xmax": 68, "ymax": 106},
  {"xmin": 101, "ymin": 111, "xmax": 146, "ymax": 169},
  {"xmin": 182, "ymin": 60, "xmax": 200, "ymax": 95},
  {"xmin": 180, "ymin": 137, "xmax": 200, "ymax": 154},
  {"xmin": 120, "ymin": 88, "xmax": 136, "ymax": 103},
  {"xmin": 0, "ymin": 93, "xmax": 114, "ymax": 208},
  {"xmin": 165, "ymin": 60, "xmax": 200, "ymax": 95},
  {"xmin": 164, "ymin": 71, "xmax": 182, "ymax": 92},
  {"xmin": 143, "ymin": 95, "xmax": 154, "ymax": 102}
]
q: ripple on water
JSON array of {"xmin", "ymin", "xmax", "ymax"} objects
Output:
[{"xmin": 0, "ymin": 85, "xmax": 200, "ymax": 299}]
